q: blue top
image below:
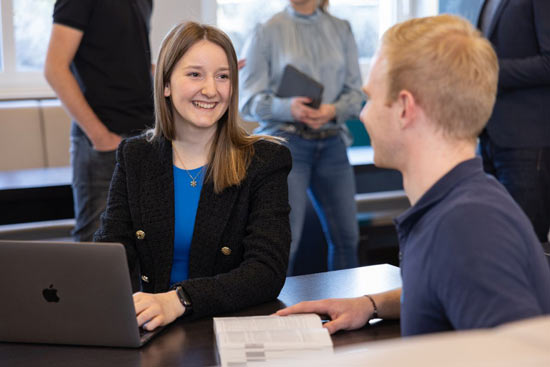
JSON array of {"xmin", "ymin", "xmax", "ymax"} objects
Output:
[
  {"xmin": 169, "ymin": 165, "xmax": 205, "ymax": 286},
  {"xmin": 239, "ymin": 5, "xmax": 364, "ymax": 145},
  {"xmin": 395, "ymin": 157, "xmax": 550, "ymax": 336}
]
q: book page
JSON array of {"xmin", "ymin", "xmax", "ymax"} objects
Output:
[
  {"xmin": 214, "ymin": 314, "xmax": 333, "ymax": 367},
  {"xmin": 214, "ymin": 314, "xmax": 322, "ymax": 333},
  {"xmin": 217, "ymin": 328, "xmax": 332, "ymax": 349}
]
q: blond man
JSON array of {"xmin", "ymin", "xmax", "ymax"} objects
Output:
[{"xmin": 277, "ymin": 15, "xmax": 550, "ymax": 336}]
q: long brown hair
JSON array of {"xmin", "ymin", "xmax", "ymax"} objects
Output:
[{"xmin": 149, "ymin": 22, "xmax": 281, "ymax": 193}]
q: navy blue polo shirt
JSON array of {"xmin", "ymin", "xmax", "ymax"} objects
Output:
[{"xmin": 394, "ymin": 157, "xmax": 550, "ymax": 336}]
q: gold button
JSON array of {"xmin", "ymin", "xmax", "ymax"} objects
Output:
[
  {"xmin": 141, "ymin": 275, "xmax": 149, "ymax": 283},
  {"xmin": 221, "ymin": 246, "xmax": 231, "ymax": 256},
  {"xmin": 136, "ymin": 230, "xmax": 145, "ymax": 240}
]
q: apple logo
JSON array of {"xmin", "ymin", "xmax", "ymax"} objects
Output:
[{"xmin": 42, "ymin": 284, "xmax": 60, "ymax": 303}]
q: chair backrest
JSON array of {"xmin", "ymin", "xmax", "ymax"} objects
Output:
[
  {"xmin": 0, "ymin": 219, "xmax": 74, "ymax": 241},
  {"xmin": 0, "ymin": 100, "xmax": 71, "ymax": 171},
  {"xmin": 0, "ymin": 101, "xmax": 45, "ymax": 170}
]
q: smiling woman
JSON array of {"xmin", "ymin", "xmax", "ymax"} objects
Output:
[
  {"xmin": 94, "ymin": 22, "xmax": 292, "ymax": 331},
  {"xmin": 163, "ymin": 40, "xmax": 231, "ymax": 140},
  {"xmin": 150, "ymin": 22, "xmax": 285, "ymax": 193}
]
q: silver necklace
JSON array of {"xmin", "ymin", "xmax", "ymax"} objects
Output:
[{"xmin": 172, "ymin": 142, "xmax": 203, "ymax": 188}]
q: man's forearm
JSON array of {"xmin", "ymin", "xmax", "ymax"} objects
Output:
[
  {"xmin": 44, "ymin": 64, "xmax": 110, "ymax": 145},
  {"xmin": 370, "ymin": 288, "xmax": 401, "ymax": 319}
]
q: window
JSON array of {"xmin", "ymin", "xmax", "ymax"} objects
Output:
[
  {"xmin": 216, "ymin": 0, "xmax": 413, "ymax": 79},
  {"xmin": 0, "ymin": 14, "xmax": 3, "ymax": 72},
  {"xmin": 438, "ymin": 0, "xmax": 484, "ymax": 25},
  {"xmin": 14, "ymin": 0, "xmax": 55, "ymax": 71},
  {"xmin": 217, "ymin": 0, "xmax": 388, "ymax": 60},
  {"xmin": 0, "ymin": 0, "xmax": 56, "ymax": 99},
  {"xmin": 0, "ymin": 0, "xmax": 418, "ymax": 100},
  {"xmin": 330, "ymin": 1, "xmax": 380, "ymax": 60},
  {"xmin": 216, "ymin": 0, "xmax": 286, "ymax": 58}
]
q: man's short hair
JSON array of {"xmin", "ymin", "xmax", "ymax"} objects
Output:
[{"xmin": 381, "ymin": 14, "xmax": 498, "ymax": 141}]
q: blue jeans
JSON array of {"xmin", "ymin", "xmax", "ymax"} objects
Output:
[
  {"xmin": 480, "ymin": 133, "xmax": 550, "ymax": 243},
  {"xmin": 70, "ymin": 124, "xmax": 117, "ymax": 242},
  {"xmin": 283, "ymin": 133, "xmax": 359, "ymax": 274}
]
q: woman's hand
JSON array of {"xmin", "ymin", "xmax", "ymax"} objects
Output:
[
  {"xmin": 303, "ymin": 104, "xmax": 336, "ymax": 129},
  {"xmin": 290, "ymin": 98, "xmax": 336, "ymax": 130},
  {"xmin": 290, "ymin": 97, "xmax": 318, "ymax": 123},
  {"xmin": 133, "ymin": 291, "xmax": 185, "ymax": 331}
]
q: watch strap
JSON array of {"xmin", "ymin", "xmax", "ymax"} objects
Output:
[{"xmin": 175, "ymin": 285, "xmax": 193, "ymax": 315}]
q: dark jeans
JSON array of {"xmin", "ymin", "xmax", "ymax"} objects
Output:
[
  {"xmin": 70, "ymin": 125, "xmax": 117, "ymax": 242},
  {"xmin": 282, "ymin": 133, "xmax": 359, "ymax": 275},
  {"xmin": 480, "ymin": 132, "xmax": 550, "ymax": 243}
]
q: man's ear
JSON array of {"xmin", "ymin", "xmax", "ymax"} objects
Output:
[
  {"xmin": 397, "ymin": 90, "xmax": 417, "ymax": 129},
  {"xmin": 164, "ymin": 83, "xmax": 171, "ymax": 97}
]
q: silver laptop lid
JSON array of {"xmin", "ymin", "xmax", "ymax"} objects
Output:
[{"xmin": 0, "ymin": 240, "xmax": 143, "ymax": 348}]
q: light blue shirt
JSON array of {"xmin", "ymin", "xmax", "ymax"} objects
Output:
[
  {"xmin": 239, "ymin": 6, "xmax": 364, "ymax": 145},
  {"xmin": 169, "ymin": 165, "xmax": 205, "ymax": 286}
]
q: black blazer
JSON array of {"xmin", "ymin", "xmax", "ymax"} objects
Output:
[
  {"xmin": 478, "ymin": 0, "xmax": 550, "ymax": 148},
  {"xmin": 94, "ymin": 136, "xmax": 291, "ymax": 320}
]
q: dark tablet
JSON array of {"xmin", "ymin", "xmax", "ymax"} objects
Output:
[{"xmin": 276, "ymin": 64, "xmax": 324, "ymax": 109}]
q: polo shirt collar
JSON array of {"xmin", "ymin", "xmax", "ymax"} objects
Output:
[{"xmin": 394, "ymin": 157, "xmax": 483, "ymax": 235}]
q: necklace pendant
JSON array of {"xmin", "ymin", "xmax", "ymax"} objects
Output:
[{"xmin": 190, "ymin": 179, "xmax": 197, "ymax": 187}]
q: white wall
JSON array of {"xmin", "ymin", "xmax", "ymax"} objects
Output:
[{"xmin": 150, "ymin": 0, "xmax": 208, "ymax": 61}]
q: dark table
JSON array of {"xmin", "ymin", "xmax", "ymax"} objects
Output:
[
  {"xmin": 0, "ymin": 166, "xmax": 74, "ymax": 224},
  {"xmin": 0, "ymin": 264, "xmax": 402, "ymax": 367}
]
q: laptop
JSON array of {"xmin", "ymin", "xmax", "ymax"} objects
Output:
[{"xmin": 0, "ymin": 240, "xmax": 160, "ymax": 348}]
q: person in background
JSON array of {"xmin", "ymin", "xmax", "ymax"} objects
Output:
[
  {"xmin": 239, "ymin": 0, "xmax": 364, "ymax": 275},
  {"xmin": 94, "ymin": 22, "xmax": 291, "ymax": 330},
  {"xmin": 477, "ymin": 0, "xmax": 550, "ymax": 244},
  {"xmin": 277, "ymin": 14, "xmax": 550, "ymax": 336},
  {"xmin": 44, "ymin": 0, "xmax": 155, "ymax": 242}
]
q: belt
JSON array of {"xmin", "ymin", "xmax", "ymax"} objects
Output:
[{"xmin": 279, "ymin": 124, "xmax": 340, "ymax": 140}]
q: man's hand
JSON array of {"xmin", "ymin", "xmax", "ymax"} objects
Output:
[
  {"xmin": 91, "ymin": 131, "xmax": 122, "ymax": 152},
  {"xmin": 276, "ymin": 297, "xmax": 373, "ymax": 335},
  {"xmin": 134, "ymin": 291, "xmax": 185, "ymax": 331}
]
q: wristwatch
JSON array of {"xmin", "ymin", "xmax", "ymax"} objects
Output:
[{"xmin": 174, "ymin": 285, "xmax": 193, "ymax": 315}]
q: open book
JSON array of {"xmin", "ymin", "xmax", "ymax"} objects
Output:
[{"xmin": 214, "ymin": 314, "xmax": 333, "ymax": 366}]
